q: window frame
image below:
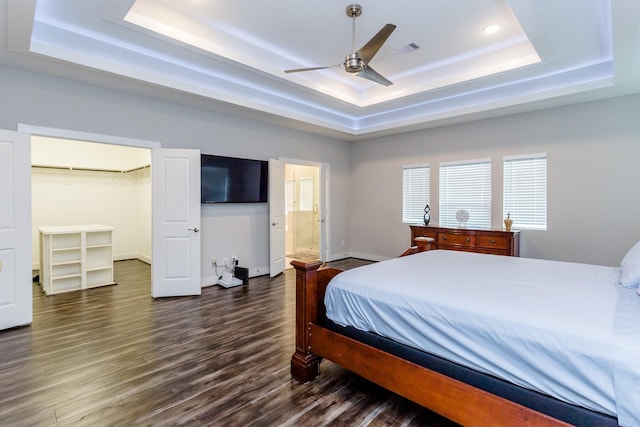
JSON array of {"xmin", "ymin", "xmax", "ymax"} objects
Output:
[
  {"xmin": 503, "ymin": 153, "xmax": 547, "ymax": 231},
  {"xmin": 439, "ymin": 158, "xmax": 492, "ymax": 229},
  {"xmin": 402, "ymin": 163, "xmax": 430, "ymax": 224}
]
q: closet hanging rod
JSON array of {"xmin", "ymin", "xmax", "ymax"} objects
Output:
[{"xmin": 31, "ymin": 164, "xmax": 150, "ymax": 174}]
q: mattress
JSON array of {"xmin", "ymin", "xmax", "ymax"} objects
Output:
[{"xmin": 325, "ymin": 250, "xmax": 640, "ymax": 426}]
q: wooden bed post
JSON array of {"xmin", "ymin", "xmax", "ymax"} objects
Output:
[{"xmin": 290, "ymin": 259, "xmax": 323, "ymax": 383}]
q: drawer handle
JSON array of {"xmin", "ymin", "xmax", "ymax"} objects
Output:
[
  {"xmin": 490, "ymin": 239, "xmax": 496, "ymax": 244},
  {"xmin": 442, "ymin": 236, "xmax": 447, "ymax": 240},
  {"xmin": 465, "ymin": 238, "xmax": 470, "ymax": 242}
]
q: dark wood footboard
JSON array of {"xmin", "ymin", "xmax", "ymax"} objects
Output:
[
  {"xmin": 290, "ymin": 259, "xmax": 572, "ymax": 427},
  {"xmin": 290, "ymin": 259, "xmax": 341, "ymax": 383}
]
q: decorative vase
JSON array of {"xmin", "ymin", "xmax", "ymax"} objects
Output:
[
  {"xmin": 504, "ymin": 213, "xmax": 513, "ymax": 232},
  {"xmin": 423, "ymin": 204, "xmax": 431, "ymax": 226}
]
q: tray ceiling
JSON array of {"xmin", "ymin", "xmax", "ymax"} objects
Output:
[{"xmin": 4, "ymin": 0, "xmax": 640, "ymax": 140}]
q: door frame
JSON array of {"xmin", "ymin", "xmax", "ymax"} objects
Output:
[
  {"xmin": 18, "ymin": 124, "xmax": 161, "ymax": 299},
  {"xmin": 18, "ymin": 125, "xmax": 161, "ymax": 151},
  {"xmin": 279, "ymin": 157, "xmax": 330, "ymax": 263}
]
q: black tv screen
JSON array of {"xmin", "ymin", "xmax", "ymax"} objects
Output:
[{"xmin": 201, "ymin": 154, "xmax": 268, "ymax": 203}]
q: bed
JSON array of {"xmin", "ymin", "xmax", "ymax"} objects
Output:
[{"xmin": 290, "ymin": 247, "xmax": 640, "ymax": 426}]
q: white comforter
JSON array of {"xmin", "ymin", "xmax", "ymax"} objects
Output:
[{"xmin": 325, "ymin": 250, "xmax": 640, "ymax": 426}]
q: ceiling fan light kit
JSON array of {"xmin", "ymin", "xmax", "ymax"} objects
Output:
[{"xmin": 284, "ymin": 4, "xmax": 396, "ymax": 86}]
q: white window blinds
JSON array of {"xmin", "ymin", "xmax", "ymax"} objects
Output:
[
  {"xmin": 503, "ymin": 153, "xmax": 547, "ymax": 230},
  {"xmin": 439, "ymin": 159, "xmax": 491, "ymax": 229},
  {"xmin": 402, "ymin": 164, "xmax": 430, "ymax": 223}
]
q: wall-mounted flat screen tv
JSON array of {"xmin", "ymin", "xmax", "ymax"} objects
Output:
[{"xmin": 201, "ymin": 154, "xmax": 268, "ymax": 203}]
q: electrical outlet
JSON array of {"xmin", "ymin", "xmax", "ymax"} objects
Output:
[
  {"xmin": 211, "ymin": 258, "xmax": 217, "ymax": 266},
  {"xmin": 223, "ymin": 256, "xmax": 228, "ymax": 266}
]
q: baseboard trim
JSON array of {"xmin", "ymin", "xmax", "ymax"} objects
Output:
[{"xmin": 347, "ymin": 252, "xmax": 390, "ymax": 262}]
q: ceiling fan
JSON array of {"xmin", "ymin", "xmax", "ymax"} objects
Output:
[{"xmin": 284, "ymin": 4, "xmax": 396, "ymax": 86}]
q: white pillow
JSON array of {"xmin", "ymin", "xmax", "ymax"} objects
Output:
[{"xmin": 620, "ymin": 240, "xmax": 640, "ymax": 289}]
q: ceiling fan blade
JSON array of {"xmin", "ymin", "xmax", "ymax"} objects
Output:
[
  {"xmin": 284, "ymin": 66, "xmax": 332, "ymax": 74},
  {"xmin": 356, "ymin": 65, "xmax": 393, "ymax": 86},
  {"xmin": 357, "ymin": 23, "xmax": 396, "ymax": 64}
]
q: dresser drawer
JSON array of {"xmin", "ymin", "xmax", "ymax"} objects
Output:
[
  {"xmin": 481, "ymin": 248, "xmax": 509, "ymax": 256},
  {"xmin": 478, "ymin": 235, "xmax": 509, "ymax": 250},
  {"xmin": 409, "ymin": 225, "xmax": 519, "ymax": 256},
  {"xmin": 438, "ymin": 233, "xmax": 476, "ymax": 248}
]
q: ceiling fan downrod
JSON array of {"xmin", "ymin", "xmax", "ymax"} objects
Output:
[{"xmin": 345, "ymin": 4, "xmax": 363, "ymax": 73}]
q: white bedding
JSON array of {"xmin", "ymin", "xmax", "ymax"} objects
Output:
[{"xmin": 325, "ymin": 250, "xmax": 640, "ymax": 426}]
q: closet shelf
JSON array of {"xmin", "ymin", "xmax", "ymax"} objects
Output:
[
  {"xmin": 86, "ymin": 266, "xmax": 111, "ymax": 272},
  {"xmin": 51, "ymin": 246, "xmax": 82, "ymax": 252},
  {"xmin": 51, "ymin": 260, "xmax": 81, "ymax": 266},
  {"xmin": 51, "ymin": 273, "xmax": 82, "ymax": 280},
  {"xmin": 32, "ymin": 164, "xmax": 150, "ymax": 174}
]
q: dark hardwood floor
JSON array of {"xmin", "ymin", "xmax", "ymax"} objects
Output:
[{"xmin": 0, "ymin": 259, "xmax": 458, "ymax": 426}]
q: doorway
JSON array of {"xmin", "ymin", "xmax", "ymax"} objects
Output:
[
  {"xmin": 284, "ymin": 163, "xmax": 320, "ymax": 267},
  {"xmin": 18, "ymin": 124, "xmax": 161, "ymax": 302},
  {"xmin": 31, "ymin": 136, "xmax": 152, "ymax": 278},
  {"xmin": 1, "ymin": 125, "xmax": 201, "ymax": 330}
]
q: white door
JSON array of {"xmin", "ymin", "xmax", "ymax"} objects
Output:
[
  {"xmin": 151, "ymin": 148, "xmax": 201, "ymax": 297},
  {"xmin": 0, "ymin": 129, "xmax": 31, "ymax": 330},
  {"xmin": 269, "ymin": 159, "xmax": 285, "ymax": 277},
  {"xmin": 319, "ymin": 163, "xmax": 329, "ymax": 262}
]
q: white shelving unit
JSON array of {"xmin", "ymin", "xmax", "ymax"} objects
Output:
[{"xmin": 39, "ymin": 225, "xmax": 115, "ymax": 295}]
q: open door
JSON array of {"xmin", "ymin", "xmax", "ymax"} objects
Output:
[
  {"xmin": 0, "ymin": 129, "xmax": 31, "ymax": 330},
  {"xmin": 269, "ymin": 159, "xmax": 285, "ymax": 277},
  {"xmin": 319, "ymin": 163, "xmax": 329, "ymax": 262},
  {"xmin": 151, "ymin": 148, "xmax": 201, "ymax": 297}
]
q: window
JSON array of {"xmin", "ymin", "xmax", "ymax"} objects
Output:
[
  {"xmin": 285, "ymin": 180, "xmax": 294, "ymax": 212},
  {"xmin": 439, "ymin": 159, "xmax": 491, "ymax": 229},
  {"xmin": 299, "ymin": 178, "xmax": 313, "ymax": 211},
  {"xmin": 503, "ymin": 153, "xmax": 547, "ymax": 230},
  {"xmin": 402, "ymin": 164, "xmax": 430, "ymax": 223}
]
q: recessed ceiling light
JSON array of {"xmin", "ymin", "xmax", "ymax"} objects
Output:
[{"xmin": 483, "ymin": 24, "xmax": 502, "ymax": 34}]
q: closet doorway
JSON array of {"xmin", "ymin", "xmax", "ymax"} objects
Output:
[
  {"xmin": 284, "ymin": 163, "xmax": 320, "ymax": 267},
  {"xmin": 30, "ymin": 134, "xmax": 152, "ymax": 296}
]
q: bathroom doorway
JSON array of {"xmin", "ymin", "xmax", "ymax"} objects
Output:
[{"xmin": 284, "ymin": 163, "xmax": 320, "ymax": 267}]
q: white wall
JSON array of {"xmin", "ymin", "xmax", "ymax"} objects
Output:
[
  {"xmin": 135, "ymin": 166, "xmax": 152, "ymax": 263},
  {"xmin": 0, "ymin": 65, "xmax": 352, "ymax": 280},
  {"xmin": 5, "ymin": 64, "xmax": 639, "ymax": 273},
  {"xmin": 31, "ymin": 168, "xmax": 151, "ymax": 267},
  {"xmin": 349, "ymin": 93, "xmax": 640, "ymax": 266},
  {"xmin": 31, "ymin": 137, "xmax": 151, "ymax": 268},
  {"xmin": 31, "ymin": 136, "xmax": 151, "ymax": 170}
]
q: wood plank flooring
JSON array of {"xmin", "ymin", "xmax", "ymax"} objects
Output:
[{"xmin": 0, "ymin": 259, "xmax": 458, "ymax": 426}]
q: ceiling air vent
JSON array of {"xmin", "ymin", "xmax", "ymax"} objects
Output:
[{"xmin": 395, "ymin": 43, "xmax": 420, "ymax": 55}]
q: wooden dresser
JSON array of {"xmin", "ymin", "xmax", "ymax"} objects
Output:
[{"xmin": 410, "ymin": 225, "xmax": 520, "ymax": 257}]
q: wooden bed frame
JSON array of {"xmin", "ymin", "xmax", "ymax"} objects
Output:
[{"xmin": 289, "ymin": 258, "xmax": 574, "ymax": 427}]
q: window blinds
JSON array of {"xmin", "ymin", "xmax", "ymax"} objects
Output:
[
  {"xmin": 439, "ymin": 159, "xmax": 491, "ymax": 229},
  {"xmin": 503, "ymin": 153, "xmax": 547, "ymax": 230},
  {"xmin": 402, "ymin": 164, "xmax": 430, "ymax": 223}
]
